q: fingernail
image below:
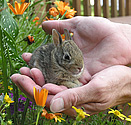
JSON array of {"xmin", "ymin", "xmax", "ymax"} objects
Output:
[{"xmin": 50, "ymin": 98, "xmax": 64, "ymax": 113}]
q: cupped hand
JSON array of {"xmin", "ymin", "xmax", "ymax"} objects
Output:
[
  {"xmin": 42, "ymin": 16, "xmax": 131, "ymax": 81},
  {"xmin": 11, "ymin": 16, "xmax": 131, "ymax": 115},
  {"xmin": 11, "ymin": 56, "xmax": 131, "ymax": 115}
]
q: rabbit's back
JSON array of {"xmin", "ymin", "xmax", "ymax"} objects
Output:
[{"xmin": 29, "ymin": 43, "xmax": 55, "ymax": 83}]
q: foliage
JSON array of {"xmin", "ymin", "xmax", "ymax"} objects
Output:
[{"xmin": 0, "ymin": 0, "xmax": 131, "ymax": 124}]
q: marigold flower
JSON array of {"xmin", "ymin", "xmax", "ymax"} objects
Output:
[
  {"xmin": 7, "ymin": 1, "xmax": 30, "ymax": 15},
  {"xmin": 4, "ymin": 93, "xmax": 14, "ymax": 104},
  {"xmin": 108, "ymin": 108, "xmax": 127, "ymax": 120},
  {"xmin": 49, "ymin": 7, "xmax": 59, "ymax": 17},
  {"xmin": 41, "ymin": 109, "xmax": 65, "ymax": 122},
  {"xmin": 33, "ymin": 87, "xmax": 48, "ymax": 107},
  {"xmin": 72, "ymin": 106, "xmax": 90, "ymax": 119}
]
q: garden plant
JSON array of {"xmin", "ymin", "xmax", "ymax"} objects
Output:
[{"xmin": 1, "ymin": 0, "xmax": 131, "ymax": 124}]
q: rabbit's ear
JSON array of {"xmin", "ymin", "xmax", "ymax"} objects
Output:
[
  {"xmin": 52, "ymin": 29, "xmax": 62, "ymax": 47},
  {"xmin": 64, "ymin": 29, "xmax": 71, "ymax": 40}
]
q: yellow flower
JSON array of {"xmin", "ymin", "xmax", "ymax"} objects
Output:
[
  {"xmin": 108, "ymin": 108, "xmax": 127, "ymax": 120},
  {"xmin": 0, "ymin": 82, "xmax": 3, "ymax": 84},
  {"xmin": 4, "ymin": 93, "xmax": 14, "ymax": 104},
  {"xmin": 125, "ymin": 115, "xmax": 131, "ymax": 122},
  {"xmin": 0, "ymin": 71, "xmax": 2, "ymax": 75},
  {"xmin": 7, "ymin": 1, "xmax": 30, "ymax": 15},
  {"xmin": 49, "ymin": 7, "xmax": 59, "ymax": 17},
  {"xmin": 8, "ymin": 86, "xmax": 13, "ymax": 91},
  {"xmin": 128, "ymin": 103, "xmax": 131, "ymax": 106},
  {"xmin": 41, "ymin": 109, "xmax": 65, "ymax": 122},
  {"xmin": 72, "ymin": 106, "xmax": 90, "ymax": 119},
  {"xmin": 33, "ymin": 87, "xmax": 48, "ymax": 107}
]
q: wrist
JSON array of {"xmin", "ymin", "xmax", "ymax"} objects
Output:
[{"xmin": 118, "ymin": 23, "xmax": 131, "ymax": 65}]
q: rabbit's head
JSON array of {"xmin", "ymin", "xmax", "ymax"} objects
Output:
[{"xmin": 52, "ymin": 29, "xmax": 84, "ymax": 78}]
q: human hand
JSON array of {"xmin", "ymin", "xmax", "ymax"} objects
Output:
[
  {"xmin": 42, "ymin": 16, "xmax": 131, "ymax": 84},
  {"xmin": 11, "ymin": 60, "xmax": 131, "ymax": 115},
  {"xmin": 11, "ymin": 16, "xmax": 131, "ymax": 116}
]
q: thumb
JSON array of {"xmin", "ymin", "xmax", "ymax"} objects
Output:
[
  {"xmin": 42, "ymin": 17, "xmax": 77, "ymax": 34},
  {"xmin": 50, "ymin": 84, "xmax": 94, "ymax": 113}
]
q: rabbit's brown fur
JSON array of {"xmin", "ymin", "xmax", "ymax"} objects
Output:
[{"xmin": 29, "ymin": 29, "xmax": 84, "ymax": 88}]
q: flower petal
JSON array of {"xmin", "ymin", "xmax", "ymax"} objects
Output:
[{"xmin": 7, "ymin": 3, "xmax": 17, "ymax": 14}]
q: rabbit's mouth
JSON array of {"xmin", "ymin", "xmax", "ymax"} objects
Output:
[{"xmin": 71, "ymin": 66, "xmax": 84, "ymax": 77}]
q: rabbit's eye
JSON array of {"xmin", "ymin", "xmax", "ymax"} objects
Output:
[{"xmin": 63, "ymin": 53, "xmax": 71, "ymax": 61}]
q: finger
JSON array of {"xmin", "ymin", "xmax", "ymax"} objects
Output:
[
  {"xmin": 10, "ymin": 74, "xmax": 41, "ymax": 101},
  {"xmin": 42, "ymin": 83, "xmax": 67, "ymax": 95},
  {"xmin": 30, "ymin": 68, "xmax": 45, "ymax": 87},
  {"xmin": 20, "ymin": 67, "xmax": 32, "ymax": 77},
  {"xmin": 49, "ymin": 84, "xmax": 96, "ymax": 113},
  {"xmin": 22, "ymin": 53, "xmax": 32, "ymax": 64},
  {"xmin": 42, "ymin": 17, "xmax": 77, "ymax": 34}
]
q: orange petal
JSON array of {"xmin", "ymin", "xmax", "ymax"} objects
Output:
[
  {"xmin": 41, "ymin": 109, "xmax": 47, "ymax": 117},
  {"xmin": 7, "ymin": 3, "xmax": 17, "ymax": 14},
  {"xmin": 15, "ymin": 1, "xmax": 20, "ymax": 14},
  {"xmin": 21, "ymin": 3, "xmax": 30, "ymax": 14},
  {"xmin": 20, "ymin": 2, "xmax": 25, "ymax": 14}
]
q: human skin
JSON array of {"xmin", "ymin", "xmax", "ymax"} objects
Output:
[{"xmin": 11, "ymin": 16, "xmax": 131, "ymax": 115}]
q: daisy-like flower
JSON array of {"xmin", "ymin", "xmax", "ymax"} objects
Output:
[
  {"xmin": 72, "ymin": 106, "xmax": 90, "ymax": 119},
  {"xmin": 34, "ymin": 87, "xmax": 48, "ymax": 125},
  {"xmin": 7, "ymin": 1, "xmax": 30, "ymax": 15},
  {"xmin": 41, "ymin": 109, "xmax": 65, "ymax": 122},
  {"xmin": 4, "ymin": 93, "xmax": 14, "ymax": 104},
  {"xmin": 33, "ymin": 87, "xmax": 48, "ymax": 107},
  {"xmin": 108, "ymin": 108, "xmax": 127, "ymax": 120},
  {"xmin": 125, "ymin": 115, "xmax": 131, "ymax": 122},
  {"xmin": 54, "ymin": 1, "xmax": 77, "ymax": 19},
  {"xmin": 49, "ymin": 7, "xmax": 59, "ymax": 17}
]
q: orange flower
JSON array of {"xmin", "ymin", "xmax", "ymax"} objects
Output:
[
  {"xmin": 49, "ymin": 7, "xmax": 59, "ymax": 17},
  {"xmin": 61, "ymin": 34, "xmax": 65, "ymax": 40},
  {"xmin": 54, "ymin": 1, "xmax": 77, "ymax": 18},
  {"xmin": 33, "ymin": 17, "xmax": 39, "ymax": 22},
  {"xmin": 41, "ymin": 109, "xmax": 65, "ymax": 122},
  {"xmin": 33, "ymin": 87, "xmax": 48, "ymax": 107},
  {"xmin": 64, "ymin": 6, "xmax": 77, "ymax": 18},
  {"xmin": 27, "ymin": 35, "xmax": 35, "ymax": 45},
  {"xmin": 44, "ymin": 17, "xmax": 54, "ymax": 21},
  {"xmin": 7, "ymin": 1, "xmax": 30, "ymax": 15},
  {"xmin": 33, "ymin": 17, "xmax": 40, "ymax": 25},
  {"xmin": 21, "ymin": 0, "xmax": 25, "ymax": 3}
]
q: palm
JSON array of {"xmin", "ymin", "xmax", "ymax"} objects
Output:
[{"xmin": 71, "ymin": 17, "xmax": 130, "ymax": 78}]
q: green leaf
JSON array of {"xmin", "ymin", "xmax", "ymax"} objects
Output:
[{"xmin": 0, "ymin": 0, "xmax": 19, "ymax": 38}]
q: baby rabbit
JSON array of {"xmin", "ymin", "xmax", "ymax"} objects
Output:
[{"xmin": 29, "ymin": 29, "xmax": 84, "ymax": 88}]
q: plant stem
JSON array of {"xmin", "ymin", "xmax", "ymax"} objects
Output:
[{"xmin": 36, "ymin": 110, "xmax": 41, "ymax": 125}]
